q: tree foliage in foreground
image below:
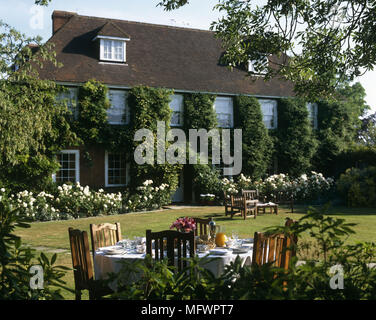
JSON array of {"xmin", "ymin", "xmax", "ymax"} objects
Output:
[
  {"xmin": 0, "ymin": 21, "xmax": 77, "ymax": 191},
  {"xmin": 158, "ymin": 0, "xmax": 376, "ymax": 99}
]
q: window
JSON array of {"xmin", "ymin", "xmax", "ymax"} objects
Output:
[
  {"xmin": 214, "ymin": 97, "xmax": 234, "ymax": 128},
  {"xmin": 107, "ymin": 90, "xmax": 129, "ymax": 125},
  {"xmin": 248, "ymin": 55, "xmax": 269, "ymax": 75},
  {"xmin": 307, "ymin": 103, "xmax": 318, "ymax": 129},
  {"xmin": 100, "ymin": 39, "xmax": 126, "ymax": 62},
  {"xmin": 169, "ymin": 94, "xmax": 184, "ymax": 127},
  {"xmin": 105, "ymin": 152, "xmax": 128, "ymax": 187},
  {"xmin": 53, "ymin": 150, "xmax": 80, "ymax": 183},
  {"xmin": 57, "ymin": 87, "xmax": 78, "ymax": 119},
  {"xmin": 259, "ymin": 99, "xmax": 278, "ymax": 129}
]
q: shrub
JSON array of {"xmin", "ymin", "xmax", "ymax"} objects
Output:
[
  {"xmin": 192, "ymin": 165, "xmax": 223, "ymax": 199},
  {"xmin": 0, "ymin": 201, "xmax": 71, "ymax": 299},
  {"xmin": 55, "ymin": 183, "xmax": 122, "ymax": 218},
  {"xmin": 220, "ymin": 172, "xmax": 335, "ymax": 204},
  {"xmin": 234, "ymin": 96, "xmax": 273, "ymax": 179},
  {"xmin": 276, "ymin": 98, "xmax": 318, "ymax": 177},
  {"xmin": 123, "ymin": 180, "xmax": 172, "ymax": 212},
  {"xmin": 337, "ymin": 166, "xmax": 376, "ymax": 207}
]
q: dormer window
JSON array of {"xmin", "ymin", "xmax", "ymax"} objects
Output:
[
  {"xmin": 100, "ymin": 38, "xmax": 126, "ymax": 62},
  {"xmin": 248, "ymin": 55, "xmax": 269, "ymax": 75},
  {"xmin": 93, "ymin": 22, "xmax": 130, "ymax": 63}
]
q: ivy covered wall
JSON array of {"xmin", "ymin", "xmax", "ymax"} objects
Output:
[
  {"xmin": 275, "ymin": 98, "xmax": 318, "ymax": 177},
  {"xmin": 234, "ymin": 95, "xmax": 273, "ymax": 179}
]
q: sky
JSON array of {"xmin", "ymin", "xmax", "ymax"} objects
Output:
[{"xmin": 1, "ymin": 0, "xmax": 376, "ymax": 114}]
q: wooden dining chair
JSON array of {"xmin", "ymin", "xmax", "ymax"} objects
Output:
[
  {"xmin": 90, "ymin": 222, "xmax": 122, "ymax": 259},
  {"xmin": 252, "ymin": 231, "xmax": 296, "ymax": 271},
  {"xmin": 223, "ymin": 191, "xmax": 232, "ymax": 216},
  {"xmin": 146, "ymin": 229, "xmax": 195, "ymax": 272},
  {"xmin": 192, "ymin": 217, "xmax": 212, "ymax": 237},
  {"xmin": 68, "ymin": 228, "xmax": 112, "ymax": 300}
]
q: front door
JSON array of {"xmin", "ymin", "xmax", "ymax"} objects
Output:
[{"xmin": 172, "ymin": 172, "xmax": 184, "ymax": 203}]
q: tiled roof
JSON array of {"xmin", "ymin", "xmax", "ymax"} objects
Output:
[
  {"xmin": 96, "ymin": 22, "xmax": 130, "ymax": 39},
  {"xmin": 39, "ymin": 12, "xmax": 294, "ymax": 97}
]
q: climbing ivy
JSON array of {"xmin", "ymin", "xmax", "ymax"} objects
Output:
[
  {"xmin": 127, "ymin": 86, "xmax": 181, "ymax": 193},
  {"xmin": 276, "ymin": 98, "xmax": 318, "ymax": 177},
  {"xmin": 73, "ymin": 79, "xmax": 111, "ymax": 145},
  {"xmin": 234, "ymin": 95, "xmax": 273, "ymax": 179},
  {"xmin": 183, "ymin": 93, "xmax": 217, "ymax": 131}
]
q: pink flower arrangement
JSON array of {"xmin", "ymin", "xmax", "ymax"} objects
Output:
[{"xmin": 170, "ymin": 217, "xmax": 196, "ymax": 233}]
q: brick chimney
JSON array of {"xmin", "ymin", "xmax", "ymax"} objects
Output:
[{"xmin": 52, "ymin": 11, "xmax": 76, "ymax": 35}]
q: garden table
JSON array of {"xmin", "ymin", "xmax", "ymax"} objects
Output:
[
  {"xmin": 93, "ymin": 238, "xmax": 254, "ymax": 290},
  {"xmin": 256, "ymin": 202, "xmax": 278, "ymax": 215}
]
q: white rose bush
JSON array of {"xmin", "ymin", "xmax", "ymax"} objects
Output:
[
  {"xmin": 220, "ymin": 172, "xmax": 335, "ymax": 204},
  {"xmin": 124, "ymin": 180, "xmax": 172, "ymax": 212},
  {"xmin": 0, "ymin": 179, "xmax": 174, "ymax": 222}
]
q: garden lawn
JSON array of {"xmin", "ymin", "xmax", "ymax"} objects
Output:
[{"xmin": 14, "ymin": 205, "xmax": 376, "ymax": 299}]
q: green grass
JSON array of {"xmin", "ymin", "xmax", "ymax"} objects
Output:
[{"xmin": 14, "ymin": 205, "xmax": 376, "ymax": 300}]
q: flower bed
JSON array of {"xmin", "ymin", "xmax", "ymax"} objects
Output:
[
  {"xmin": 221, "ymin": 172, "xmax": 335, "ymax": 204},
  {"xmin": 0, "ymin": 180, "xmax": 174, "ymax": 222}
]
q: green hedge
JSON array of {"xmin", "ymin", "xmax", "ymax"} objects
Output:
[
  {"xmin": 337, "ymin": 166, "xmax": 376, "ymax": 207},
  {"xmin": 276, "ymin": 98, "xmax": 317, "ymax": 177},
  {"xmin": 234, "ymin": 95, "xmax": 273, "ymax": 179}
]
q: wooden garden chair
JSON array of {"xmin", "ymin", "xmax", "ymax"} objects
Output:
[
  {"xmin": 223, "ymin": 191, "xmax": 232, "ymax": 216},
  {"xmin": 230, "ymin": 194, "xmax": 257, "ymax": 219},
  {"xmin": 68, "ymin": 228, "xmax": 112, "ymax": 300},
  {"xmin": 146, "ymin": 229, "xmax": 195, "ymax": 272},
  {"xmin": 192, "ymin": 217, "xmax": 212, "ymax": 237},
  {"xmin": 252, "ymin": 231, "xmax": 296, "ymax": 270},
  {"xmin": 90, "ymin": 222, "xmax": 122, "ymax": 259}
]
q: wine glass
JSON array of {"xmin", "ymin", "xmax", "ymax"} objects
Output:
[{"xmin": 231, "ymin": 231, "xmax": 239, "ymax": 247}]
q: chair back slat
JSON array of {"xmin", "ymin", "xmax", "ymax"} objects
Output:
[
  {"xmin": 68, "ymin": 228, "xmax": 94, "ymax": 292},
  {"xmin": 146, "ymin": 230, "xmax": 195, "ymax": 272},
  {"xmin": 242, "ymin": 190, "xmax": 259, "ymax": 201},
  {"xmin": 252, "ymin": 231, "xmax": 297, "ymax": 270},
  {"xmin": 192, "ymin": 217, "xmax": 212, "ymax": 237},
  {"xmin": 90, "ymin": 222, "xmax": 122, "ymax": 258}
]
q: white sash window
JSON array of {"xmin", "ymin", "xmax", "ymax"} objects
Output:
[
  {"xmin": 52, "ymin": 150, "xmax": 80, "ymax": 184},
  {"xmin": 107, "ymin": 90, "xmax": 129, "ymax": 125},
  {"xmin": 100, "ymin": 39, "xmax": 126, "ymax": 62},
  {"xmin": 169, "ymin": 94, "xmax": 184, "ymax": 127},
  {"xmin": 105, "ymin": 152, "xmax": 128, "ymax": 187},
  {"xmin": 259, "ymin": 99, "xmax": 278, "ymax": 129},
  {"xmin": 307, "ymin": 102, "xmax": 318, "ymax": 129},
  {"xmin": 57, "ymin": 87, "xmax": 78, "ymax": 119},
  {"xmin": 214, "ymin": 97, "xmax": 234, "ymax": 128}
]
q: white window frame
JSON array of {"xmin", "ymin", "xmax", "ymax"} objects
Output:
[
  {"xmin": 100, "ymin": 38, "xmax": 126, "ymax": 63},
  {"xmin": 105, "ymin": 151, "xmax": 129, "ymax": 187},
  {"xmin": 57, "ymin": 87, "xmax": 78, "ymax": 120},
  {"xmin": 169, "ymin": 94, "xmax": 184, "ymax": 127},
  {"xmin": 307, "ymin": 102, "xmax": 318, "ymax": 129},
  {"xmin": 107, "ymin": 89, "xmax": 129, "ymax": 125},
  {"xmin": 214, "ymin": 96, "xmax": 234, "ymax": 128},
  {"xmin": 248, "ymin": 55, "xmax": 269, "ymax": 75},
  {"xmin": 259, "ymin": 99, "xmax": 278, "ymax": 129},
  {"xmin": 52, "ymin": 150, "xmax": 80, "ymax": 183}
]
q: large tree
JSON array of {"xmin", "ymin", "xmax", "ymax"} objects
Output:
[
  {"xmin": 0, "ymin": 21, "xmax": 76, "ymax": 190},
  {"xmin": 158, "ymin": 0, "xmax": 376, "ymax": 99}
]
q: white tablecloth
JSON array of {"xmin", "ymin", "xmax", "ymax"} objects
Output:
[{"xmin": 94, "ymin": 240, "xmax": 254, "ymax": 286}]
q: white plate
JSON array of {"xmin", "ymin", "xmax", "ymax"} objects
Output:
[
  {"xmin": 232, "ymin": 248, "xmax": 249, "ymax": 254},
  {"xmin": 103, "ymin": 249, "xmax": 125, "ymax": 255},
  {"xmin": 242, "ymin": 238, "xmax": 254, "ymax": 244},
  {"xmin": 209, "ymin": 249, "xmax": 229, "ymax": 256}
]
